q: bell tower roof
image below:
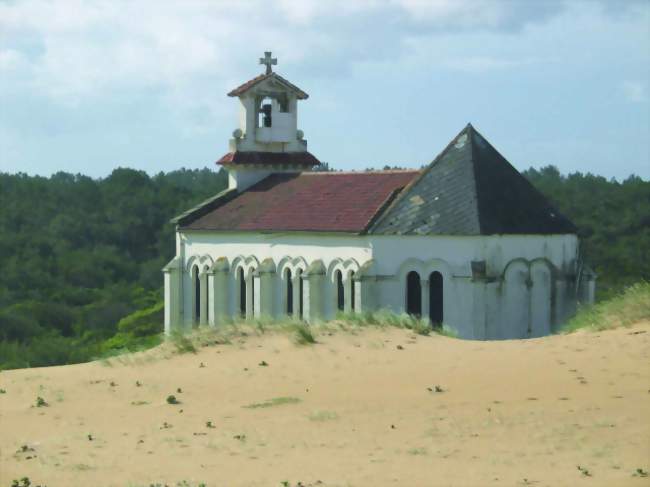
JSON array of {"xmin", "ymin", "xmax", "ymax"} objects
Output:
[
  {"xmin": 228, "ymin": 72, "xmax": 309, "ymax": 100},
  {"xmin": 217, "ymin": 52, "xmax": 320, "ymax": 192}
]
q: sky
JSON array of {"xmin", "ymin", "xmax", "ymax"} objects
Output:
[{"xmin": 0, "ymin": 0, "xmax": 649, "ymax": 180}]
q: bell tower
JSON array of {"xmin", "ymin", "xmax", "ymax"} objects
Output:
[{"xmin": 217, "ymin": 52, "xmax": 320, "ymax": 191}]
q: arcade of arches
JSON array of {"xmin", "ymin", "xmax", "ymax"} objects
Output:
[{"xmin": 184, "ymin": 256, "xmax": 444, "ymax": 329}]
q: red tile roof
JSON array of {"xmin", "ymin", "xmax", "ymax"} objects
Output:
[
  {"xmin": 182, "ymin": 171, "xmax": 419, "ymax": 233},
  {"xmin": 227, "ymin": 72, "xmax": 309, "ymax": 99},
  {"xmin": 217, "ymin": 151, "xmax": 321, "ymax": 167}
]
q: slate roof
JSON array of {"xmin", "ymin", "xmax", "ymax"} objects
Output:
[
  {"xmin": 369, "ymin": 124, "xmax": 577, "ymax": 235},
  {"xmin": 216, "ymin": 151, "xmax": 321, "ymax": 167},
  {"xmin": 227, "ymin": 72, "xmax": 309, "ymax": 99},
  {"xmin": 179, "ymin": 171, "xmax": 418, "ymax": 233}
]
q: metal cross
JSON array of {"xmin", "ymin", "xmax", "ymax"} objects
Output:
[{"xmin": 259, "ymin": 51, "xmax": 277, "ymax": 75}]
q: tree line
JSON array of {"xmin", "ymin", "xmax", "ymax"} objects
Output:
[{"xmin": 0, "ymin": 165, "xmax": 647, "ymax": 369}]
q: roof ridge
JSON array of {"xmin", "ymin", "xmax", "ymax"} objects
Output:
[
  {"xmin": 301, "ymin": 170, "xmax": 420, "ymax": 176},
  {"xmin": 367, "ymin": 124, "xmax": 472, "ymax": 233},
  {"xmin": 227, "ymin": 72, "xmax": 309, "ymax": 99},
  {"xmin": 466, "ymin": 123, "xmax": 484, "ymax": 234}
]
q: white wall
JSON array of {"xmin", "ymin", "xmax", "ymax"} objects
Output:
[{"xmin": 172, "ymin": 231, "xmax": 581, "ymax": 339}]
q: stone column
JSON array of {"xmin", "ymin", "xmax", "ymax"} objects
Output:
[
  {"xmin": 199, "ymin": 270, "xmax": 208, "ymax": 326},
  {"xmin": 292, "ymin": 270, "xmax": 304, "ymax": 320},
  {"xmin": 211, "ymin": 257, "xmax": 230, "ymax": 326},
  {"xmin": 246, "ymin": 271, "xmax": 255, "ymax": 320},
  {"xmin": 258, "ymin": 258, "xmax": 276, "ymax": 319},
  {"xmin": 421, "ymin": 278, "xmax": 430, "ymax": 323},
  {"xmin": 343, "ymin": 272, "xmax": 353, "ymax": 314},
  {"xmin": 305, "ymin": 260, "xmax": 326, "ymax": 323},
  {"xmin": 355, "ymin": 260, "xmax": 377, "ymax": 314},
  {"xmin": 163, "ymin": 256, "xmax": 182, "ymax": 335}
]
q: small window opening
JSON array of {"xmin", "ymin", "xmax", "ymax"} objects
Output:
[
  {"xmin": 286, "ymin": 269, "xmax": 293, "ymax": 315},
  {"xmin": 239, "ymin": 267, "xmax": 246, "ymax": 318},
  {"xmin": 406, "ymin": 271, "xmax": 422, "ymax": 317},
  {"xmin": 336, "ymin": 270, "xmax": 344, "ymax": 311}
]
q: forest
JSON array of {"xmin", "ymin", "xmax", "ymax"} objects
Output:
[{"xmin": 0, "ymin": 165, "xmax": 648, "ymax": 370}]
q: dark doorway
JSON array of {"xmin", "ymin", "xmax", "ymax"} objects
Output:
[
  {"xmin": 336, "ymin": 270, "xmax": 344, "ymax": 311},
  {"xmin": 193, "ymin": 266, "xmax": 200, "ymax": 325},
  {"xmin": 239, "ymin": 267, "xmax": 246, "ymax": 318},
  {"xmin": 406, "ymin": 271, "xmax": 421, "ymax": 317},
  {"xmin": 429, "ymin": 271, "xmax": 443, "ymax": 327},
  {"xmin": 286, "ymin": 269, "xmax": 293, "ymax": 315},
  {"xmin": 297, "ymin": 269, "xmax": 304, "ymax": 320}
]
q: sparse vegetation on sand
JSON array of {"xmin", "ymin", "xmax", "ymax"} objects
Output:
[
  {"xmin": 162, "ymin": 311, "xmax": 456, "ymax": 357},
  {"xmin": 243, "ymin": 396, "xmax": 301, "ymax": 409},
  {"xmin": 561, "ymin": 281, "xmax": 650, "ymax": 333},
  {"xmin": 1, "ymin": 319, "xmax": 648, "ymax": 486}
]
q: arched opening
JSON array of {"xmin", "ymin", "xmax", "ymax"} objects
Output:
[
  {"xmin": 238, "ymin": 267, "xmax": 246, "ymax": 318},
  {"xmin": 258, "ymin": 96, "xmax": 273, "ymax": 127},
  {"xmin": 406, "ymin": 271, "xmax": 421, "ymax": 317},
  {"xmin": 193, "ymin": 265, "xmax": 200, "ymax": 326},
  {"xmin": 297, "ymin": 269, "xmax": 304, "ymax": 320},
  {"xmin": 286, "ymin": 268, "xmax": 293, "ymax": 315},
  {"xmin": 350, "ymin": 271, "xmax": 356, "ymax": 312},
  {"xmin": 335, "ymin": 270, "xmax": 344, "ymax": 312},
  {"xmin": 429, "ymin": 271, "xmax": 443, "ymax": 327}
]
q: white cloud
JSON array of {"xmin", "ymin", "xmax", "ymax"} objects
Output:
[
  {"xmin": 0, "ymin": 0, "xmax": 572, "ymax": 104},
  {"xmin": 621, "ymin": 81, "xmax": 648, "ymax": 103},
  {"xmin": 0, "ymin": 0, "xmax": 647, "ymax": 130}
]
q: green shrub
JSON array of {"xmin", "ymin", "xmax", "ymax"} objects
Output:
[{"xmin": 561, "ymin": 281, "xmax": 650, "ymax": 333}]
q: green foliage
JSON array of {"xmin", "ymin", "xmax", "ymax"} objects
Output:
[
  {"xmin": 0, "ymin": 165, "xmax": 646, "ymax": 370},
  {"xmin": 166, "ymin": 395, "xmax": 179, "ymax": 405},
  {"xmin": 523, "ymin": 166, "xmax": 649, "ymax": 300},
  {"xmin": 0, "ymin": 168, "xmax": 227, "ymax": 370},
  {"xmin": 99, "ymin": 300, "xmax": 164, "ymax": 354},
  {"xmin": 560, "ymin": 281, "xmax": 650, "ymax": 333}
]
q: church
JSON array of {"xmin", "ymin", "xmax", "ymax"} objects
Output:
[{"xmin": 163, "ymin": 52, "xmax": 595, "ymax": 340}]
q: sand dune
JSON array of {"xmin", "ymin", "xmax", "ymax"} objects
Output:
[{"xmin": 1, "ymin": 322, "xmax": 649, "ymax": 487}]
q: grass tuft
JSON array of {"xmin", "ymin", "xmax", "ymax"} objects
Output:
[
  {"xmin": 170, "ymin": 331, "xmax": 197, "ymax": 354},
  {"xmin": 561, "ymin": 281, "xmax": 650, "ymax": 333},
  {"xmin": 243, "ymin": 396, "xmax": 301, "ymax": 409},
  {"xmin": 290, "ymin": 322, "xmax": 317, "ymax": 345}
]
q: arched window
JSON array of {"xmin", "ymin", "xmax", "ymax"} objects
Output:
[
  {"xmin": 238, "ymin": 267, "xmax": 246, "ymax": 318},
  {"xmin": 335, "ymin": 270, "xmax": 344, "ymax": 311},
  {"xmin": 350, "ymin": 271, "xmax": 356, "ymax": 312},
  {"xmin": 193, "ymin": 265, "xmax": 200, "ymax": 325},
  {"xmin": 297, "ymin": 269, "xmax": 304, "ymax": 320},
  {"xmin": 406, "ymin": 271, "xmax": 421, "ymax": 317},
  {"xmin": 286, "ymin": 269, "xmax": 293, "ymax": 315},
  {"xmin": 429, "ymin": 271, "xmax": 443, "ymax": 327}
]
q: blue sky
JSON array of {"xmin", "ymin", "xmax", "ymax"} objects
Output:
[{"xmin": 1, "ymin": 0, "xmax": 648, "ymax": 180}]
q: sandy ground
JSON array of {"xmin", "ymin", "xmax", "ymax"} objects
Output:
[{"xmin": 1, "ymin": 323, "xmax": 649, "ymax": 487}]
